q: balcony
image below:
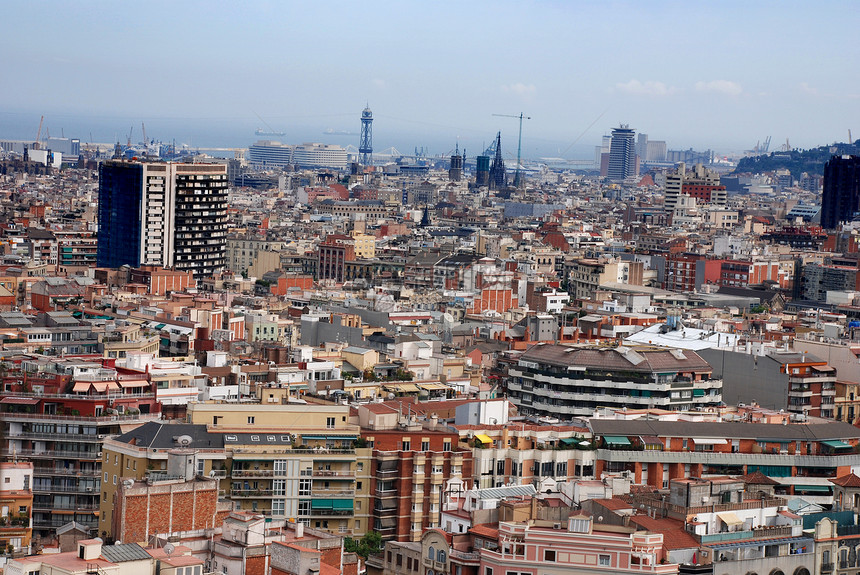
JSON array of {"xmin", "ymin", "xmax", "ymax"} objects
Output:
[
  {"xmin": 3, "ymin": 449, "xmax": 101, "ymax": 460},
  {"xmin": 311, "ymin": 489, "xmax": 354, "ymax": 497},
  {"xmin": 311, "ymin": 470, "xmax": 354, "ymax": 478},
  {"xmin": 231, "ymin": 489, "xmax": 278, "ymax": 499},
  {"xmin": 694, "ymin": 525, "xmax": 793, "ymax": 544},
  {"xmin": 596, "ymin": 448, "xmax": 860, "ymax": 467},
  {"xmin": 232, "ymin": 470, "xmax": 274, "ymax": 478},
  {"xmin": 306, "ymin": 508, "xmax": 353, "ymax": 517}
]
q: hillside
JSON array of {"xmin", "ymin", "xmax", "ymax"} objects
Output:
[{"xmin": 734, "ymin": 141, "xmax": 858, "ymax": 179}]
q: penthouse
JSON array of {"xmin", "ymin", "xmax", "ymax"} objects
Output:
[{"xmin": 507, "ymin": 344, "xmax": 721, "ymax": 418}]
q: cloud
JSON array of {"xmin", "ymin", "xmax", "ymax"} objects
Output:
[
  {"xmin": 615, "ymin": 79, "xmax": 676, "ymax": 96},
  {"xmin": 695, "ymin": 80, "xmax": 742, "ymax": 96},
  {"xmin": 799, "ymin": 82, "xmax": 818, "ymax": 95},
  {"xmin": 502, "ymin": 83, "xmax": 537, "ymax": 97}
]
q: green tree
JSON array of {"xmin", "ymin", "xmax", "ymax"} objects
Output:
[{"xmin": 344, "ymin": 531, "xmax": 383, "ymax": 558}]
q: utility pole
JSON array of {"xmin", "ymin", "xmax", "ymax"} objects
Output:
[{"xmin": 492, "ymin": 112, "xmax": 531, "ymax": 188}]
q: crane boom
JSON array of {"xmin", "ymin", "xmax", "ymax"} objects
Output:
[
  {"xmin": 492, "ymin": 113, "xmax": 531, "ymax": 188},
  {"xmin": 35, "ymin": 115, "xmax": 44, "ymax": 148},
  {"xmin": 142, "ymin": 122, "xmax": 147, "ymax": 146}
]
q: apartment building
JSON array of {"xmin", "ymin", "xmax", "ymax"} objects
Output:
[
  {"xmin": 453, "ymin": 423, "xmax": 595, "ymax": 490},
  {"xmin": 99, "ymin": 422, "xmax": 228, "ymax": 539},
  {"xmin": 0, "ymin": 462, "xmax": 33, "ymax": 555},
  {"xmin": 358, "ymin": 403, "xmax": 471, "ymax": 543},
  {"xmin": 0, "ymin": 381, "xmax": 158, "ymax": 537},
  {"xmin": 186, "ymin": 403, "xmax": 371, "ymax": 536},
  {"xmin": 590, "ymin": 418, "xmax": 860, "ymax": 491},
  {"xmin": 378, "ymin": 517, "xmax": 678, "ymax": 575},
  {"xmin": 507, "ymin": 344, "xmax": 722, "ymax": 418}
]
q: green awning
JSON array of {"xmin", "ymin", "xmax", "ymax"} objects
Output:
[
  {"xmin": 560, "ymin": 437, "xmax": 577, "ymax": 445},
  {"xmin": 822, "ymin": 440, "xmax": 852, "ymax": 450},
  {"xmin": 603, "ymin": 435, "xmax": 631, "ymax": 446},
  {"xmin": 693, "ymin": 389, "xmax": 705, "ymax": 397},
  {"xmin": 795, "ymin": 485, "xmax": 831, "ymax": 493},
  {"xmin": 302, "ymin": 436, "xmax": 327, "ymax": 440},
  {"xmin": 302, "ymin": 435, "xmax": 358, "ymax": 441},
  {"xmin": 332, "ymin": 499, "xmax": 354, "ymax": 510},
  {"xmin": 311, "ymin": 500, "xmax": 332, "ymax": 509}
]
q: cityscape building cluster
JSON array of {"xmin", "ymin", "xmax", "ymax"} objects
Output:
[{"xmin": 0, "ymin": 114, "xmax": 860, "ymax": 575}]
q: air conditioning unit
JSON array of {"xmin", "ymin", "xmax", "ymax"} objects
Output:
[{"xmin": 97, "ymin": 452, "xmax": 103, "ymax": 457}]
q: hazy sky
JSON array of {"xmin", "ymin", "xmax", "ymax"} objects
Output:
[{"xmin": 1, "ymin": 0, "xmax": 858, "ymax": 158}]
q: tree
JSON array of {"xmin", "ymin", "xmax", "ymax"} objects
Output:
[{"xmin": 344, "ymin": 531, "xmax": 382, "ymax": 558}]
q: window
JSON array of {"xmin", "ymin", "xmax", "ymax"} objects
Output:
[
  {"xmin": 598, "ymin": 555, "xmax": 610, "ymax": 567},
  {"xmin": 428, "ymin": 547, "xmax": 435, "ymax": 560},
  {"xmin": 437, "ymin": 550, "xmax": 446, "ymax": 563},
  {"xmin": 421, "ymin": 441, "xmax": 430, "ymax": 451},
  {"xmin": 443, "ymin": 441, "xmax": 451, "ymax": 452},
  {"xmin": 113, "ymin": 475, "xmax": 117, "ymax": 485},
  {"xmin": 326, "ymin": 417, "xmax": 335, "ymax": 429},
  {"xmin": 485, "ymin": 569, "xmax": 493, "ymax": 575},
  {"xmin": 545, "ymin": 550, "xmax": 556, "ymax": 562},
  {"xmin": 402, "ymin": 440, "xmax": 411, "ymax": 451},
  {"xmin": 299, "ymin": 479, "xmax": 311, "ymax": 496},
  {"xmin": 396, "ymin": 554, "xmax": 402, "ymax": 567},
  {"xmin": 247, "ymin": 417, "xmax": 255, "ymax": 425}
]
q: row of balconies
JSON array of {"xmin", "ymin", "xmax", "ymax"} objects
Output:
[{"xmin": 596, "ymin": 448, "xmax": 860, "ymax": 466}]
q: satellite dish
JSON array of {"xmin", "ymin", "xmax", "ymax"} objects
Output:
[{"xmin": 164, "ymin": 543, "xmax": 175, "ymax": 556}]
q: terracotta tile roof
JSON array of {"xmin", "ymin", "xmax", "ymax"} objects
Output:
[
  {"xmin": 740, "ymin": 470, "xmax": 780, "ymax": 485},
  {"xmin": 628, "ymin": 516, "xmax": 699, "ymax": 551},
  {"xmin": 591, "ymin": 498, "xmax": 633, "ymax": 511},
  {"xmin": 830, "ymin": 473, "xmax": 860, "ymax": 488},
  {"xmin": 469, "ymin": 524, "xmax": 499, "ymax": 539}
]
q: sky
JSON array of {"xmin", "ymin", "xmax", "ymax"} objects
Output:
[{"xmin": 1, "ymin": 0, "xmax": 858, "ymax": 160}]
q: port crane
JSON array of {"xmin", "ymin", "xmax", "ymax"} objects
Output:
[
  {"xmin": 492, "ymin": 112, "xmax": 530, "ymax": 188},
  {"xmin": 34, "ymin": 115, "xmax": 44, "ymax": 149}
]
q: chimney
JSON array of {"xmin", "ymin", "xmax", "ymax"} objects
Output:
[{"xmin": 296, "ymin": 522, "xmax": 304, "ymax": 538}]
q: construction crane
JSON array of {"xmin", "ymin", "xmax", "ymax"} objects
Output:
[
  {"xmin": 126, "ymin": 125, "xmax": 134, "ymax": 149},
  {"xmin": 492, "ymin": 112, "xmax": 531, "ymax": 188},
  {"xmin": 34, "ymin": 115, "xmax": 44, "ymax": 149},
  {"xmin": 141, "ymin": 122, "xmax": 148, "ymax": 146}
]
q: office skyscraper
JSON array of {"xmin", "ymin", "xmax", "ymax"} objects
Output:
[
  {"xmin": 97, "ymin": 161, "xmax": 228, "ymax": 280},
  {"xmin": 821, "ymin": 155, "xmax": 860, "ymax": 229},
  {"xmin": 607, "ymin": 125, "xmax": 637, "ymax": 181}
]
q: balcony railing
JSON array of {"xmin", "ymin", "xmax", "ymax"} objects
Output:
[
  {"xmin": 33, "ymin": 468, "xmax": 99, "ymax": 478},
  {"xmin": 694, "ymin": 525, "xmax": 793, "ymax": 544},
  {"xmin": 4, "ymin": 449, "xmax": 101, "ymax": 459},
  {"xmin": 306, "ymin": 508, "xmax": 353, "ymax": 517},
  {"xmin": 0, "ymin": 412, "xmax": 161, "ymax": 423},
  {"xmin": 311, "ymin": 470, "xmax": 354, "ymax": 478},
  {"xmin": 7, "ymin": 432, "xmax": 105, "ymax": 442},
  {"xmin": 231, "ymin": 489, "xmax": 278, "ymax": 498},
  {"xmin": 232, "ymin": 470, "xmax": 274, "ymax": 478}
]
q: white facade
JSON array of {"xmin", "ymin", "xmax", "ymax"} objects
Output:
[{"xmin": 291, "ymin": 143, "xmax": 348, "ymax": 169}]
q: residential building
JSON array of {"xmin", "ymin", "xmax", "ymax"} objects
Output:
[
  {"xmin": 507, "ymin": 344, "xmax": 722, "ymax": 418},
  {"xmin": 357, "ymin": 403, "xmax": 471, "ymax": 542},
  {"xmin": 0, "ymin": 462, "xmax": 33, "ymax": 555},
  {"xmin": 0, "ymin": 381, "xmax": 159, "ymax": 537},
  {"xmin": 664, "ymin": 163, "xmax": 725, "ymax": 211},
  {"xmin": 186, "ymin": 403, "xmax": 370, "ymax": 536},
  {"xmin": 590, "ymin": 418, "xmax": 860, "ymax": 490},
  {"xmin": 97, "ymin": 161, "xmax": 228, "ymax": 280},
  {"xmin": 821, "ymin": 155, "xmax": 860, "ymax": 229}
]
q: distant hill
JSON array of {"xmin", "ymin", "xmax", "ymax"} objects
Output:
[{"xmin": 734, "ymin": 141, "xmax": 859, "ymax": 179}]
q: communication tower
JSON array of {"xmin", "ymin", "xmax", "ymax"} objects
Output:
[{"xmin": 359, "ymin": 105, "xmax": 373, "ymax": 166}]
